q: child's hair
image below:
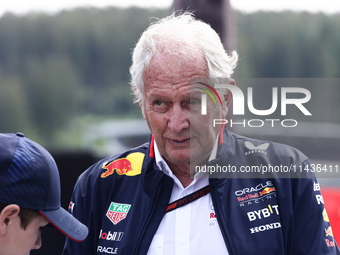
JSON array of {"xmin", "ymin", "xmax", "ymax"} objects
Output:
[{"xmin": 0, "ymin": 202, "xmax": 41, "ymax": 230}]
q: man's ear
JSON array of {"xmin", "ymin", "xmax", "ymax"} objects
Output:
[
  {"xmin": 222, "ymin": 79, "xmax": 236, "ymax": 117},
  {"xmin": 0, "ymin": 204, "xmax": 20, "ymax": 235},
  {"xmin": 139, "ymin": 100, "xmax": 146, "ymax": 120},
  {"xmin": 132, "ymin": 84, "xmax": 146, "ymax": 120}
]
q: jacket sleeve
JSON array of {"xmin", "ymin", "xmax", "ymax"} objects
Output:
[{"xmin": 291, "ymin": 159, "xmax": 340, "ymax": 255}]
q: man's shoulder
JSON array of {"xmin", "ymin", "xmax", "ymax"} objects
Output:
[
  {"xmin": 77, "ymin": 142, "xmax": 150, "ymax": 188},
  {"xmin": 230, "ymin": 132, "xmax": 309, "ymax": 165}
]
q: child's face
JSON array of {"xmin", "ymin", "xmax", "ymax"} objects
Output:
[{"xmin": 5, "ymin": 214, "xmax": 49, "ymax": 255}]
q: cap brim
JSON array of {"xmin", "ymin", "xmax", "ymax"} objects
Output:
[{"xmin": 39, "ymin": 207, "xmax": 88, "ymax": 242}]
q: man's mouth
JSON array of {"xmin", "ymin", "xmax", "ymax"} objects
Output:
[{"xmin": 167, "ymin": 138, "xmax": 190, "ymax": 145}]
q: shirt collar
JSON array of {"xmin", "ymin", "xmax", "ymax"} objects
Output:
[{"xmin": 153, "ymin": 141, "xmax": 173, "ymax": 177}]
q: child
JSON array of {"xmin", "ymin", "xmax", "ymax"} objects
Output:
[{"xmin": 0, "ymin": 132, "xmax": 88, "ymax": 255}]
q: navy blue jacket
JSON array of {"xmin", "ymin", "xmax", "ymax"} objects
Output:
[{"xmin": 63, "ymin": 127, "xmax": 340, "ymax": 255}]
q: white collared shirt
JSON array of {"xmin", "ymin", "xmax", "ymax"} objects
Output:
[{"xmin": 147, "ymin": 141, "xmax": 229, "ymax": 255}]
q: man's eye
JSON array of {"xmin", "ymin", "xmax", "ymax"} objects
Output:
[
  {"xmin": 153, "ymin": 100, "xmax": 168, "ymax": 113},
  {"xmin": 189, "ymin": 100, "xmax": 198, "ymax": 105},
  {"xmin": 188, "ymin": 98, "xmax": 202, "ymax": 106},
  {"xmin": 155, "ymin": 100, "xmax": 164, "ymax": 107}
]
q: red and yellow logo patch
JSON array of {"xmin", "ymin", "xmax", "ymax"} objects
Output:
[{"xmin": 101, "ymin": 152, "xmax": 145, "ymax": 178}]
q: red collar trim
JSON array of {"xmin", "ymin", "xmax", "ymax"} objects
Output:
[
  {"xmin": 219, "ymin": 123, "xmax": 226, "ymax": 145},
  {"xmin": 149, "ymin": 135, "xmax": 155, "ymax": 158}
]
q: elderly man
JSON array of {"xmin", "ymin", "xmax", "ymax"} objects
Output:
[{"xmin": 62, "ymin": 13, "xmax": 339, "ymax": 255}]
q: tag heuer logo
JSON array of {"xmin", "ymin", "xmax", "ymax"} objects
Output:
[{"xmin": 106, "ymin": 202, "xmax": 131, "ymax": 225}]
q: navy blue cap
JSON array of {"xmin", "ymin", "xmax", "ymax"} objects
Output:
[{"xmin": 0, "ymin": 132, "xmax": 88, "ymax": 242}]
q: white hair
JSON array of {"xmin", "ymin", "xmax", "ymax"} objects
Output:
[{"xmin": 130, "ymin": 12, "xmax": 238, "ymax": 104}]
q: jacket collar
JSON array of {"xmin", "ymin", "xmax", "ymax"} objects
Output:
[
  {"xmin": 142, "ymin": 135, "xmax": 173, "ymax": 197},
  {"xmin": 216, "ymin": 124, "xmax": 236, "ymax": 166},
  {"xmin": 208, "ymin": 124, "xmax": 237, "ymax": 185},
  {"xmin": 145, "ymin": 124, "xmax": 236, "ymax": 187}
]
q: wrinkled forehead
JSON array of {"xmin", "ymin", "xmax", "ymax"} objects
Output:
[{"xmin": 144, "ymin": 51, "xmax": 208, "ymax": 85}]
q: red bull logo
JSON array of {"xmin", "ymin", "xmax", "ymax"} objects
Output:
[
  {"xmin": 260, "ymin": 187, "xmax": 276, "ymax": 196},
  {"xmin": 102, "ymin": 158, "xmax": 132, "ymax": 177},
  {"xmin": 101, "ymin": 152, "xmax": 145, "ymax": 178},
  {"xmin": 325, "ymin": 226, "xmax": 334, "ymax": 238}
]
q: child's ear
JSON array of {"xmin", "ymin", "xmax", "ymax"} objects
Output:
[{"xmin": 0, "ymin": 204, "xmax": 20, "ymax": 235}]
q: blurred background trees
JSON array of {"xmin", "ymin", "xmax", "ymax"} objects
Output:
[
  {"xmin": 2, "ymin": 7, "xmax": 338, "ymax": 254},
  {"xmin": 0, "ymin": 7, "xmax": 339, "ymax": 150}
]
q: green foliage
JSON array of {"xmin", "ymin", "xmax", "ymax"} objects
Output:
[
  {"xmin": 0, "ymin": 7, "xmax": 169, "ymax": 148},
  {"xmin": 25, "ymin": 56, "xmax": 81, "ymax": 138},
  {"xmin": 0, "ymin": 74, "xmax": 33, "ymax": 132},
  {"xmin": 236, "ymin": 11, "xmax": 340, "ymax": 78},
  {"xmin": 0, "ymin": 8, "xmax": 339, "ymax": 149}
]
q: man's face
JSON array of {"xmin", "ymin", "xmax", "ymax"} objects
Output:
[
  {"xmin": 2, "ymin": 213, "xmax": 49, "ymax": 255},
  {"xmin": 141, "ymin": 52, "xmax": 228, "ymax": 170}
]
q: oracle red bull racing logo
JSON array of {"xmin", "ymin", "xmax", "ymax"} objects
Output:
[
  {"xmin": 101, "ymin": 152, "xmax": 145, "ymax": 178},
  {"xmin": 106, "ymin": 202, "xmax": 131, "ymax": 225},
  {"xmin": 235, "ymin": 181, "xmax": 277, "ymax": 207}
]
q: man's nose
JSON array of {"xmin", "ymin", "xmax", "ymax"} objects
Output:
[{"xmin": 168, "ymin": 104, "xmax": 189, "ymax": 133}]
